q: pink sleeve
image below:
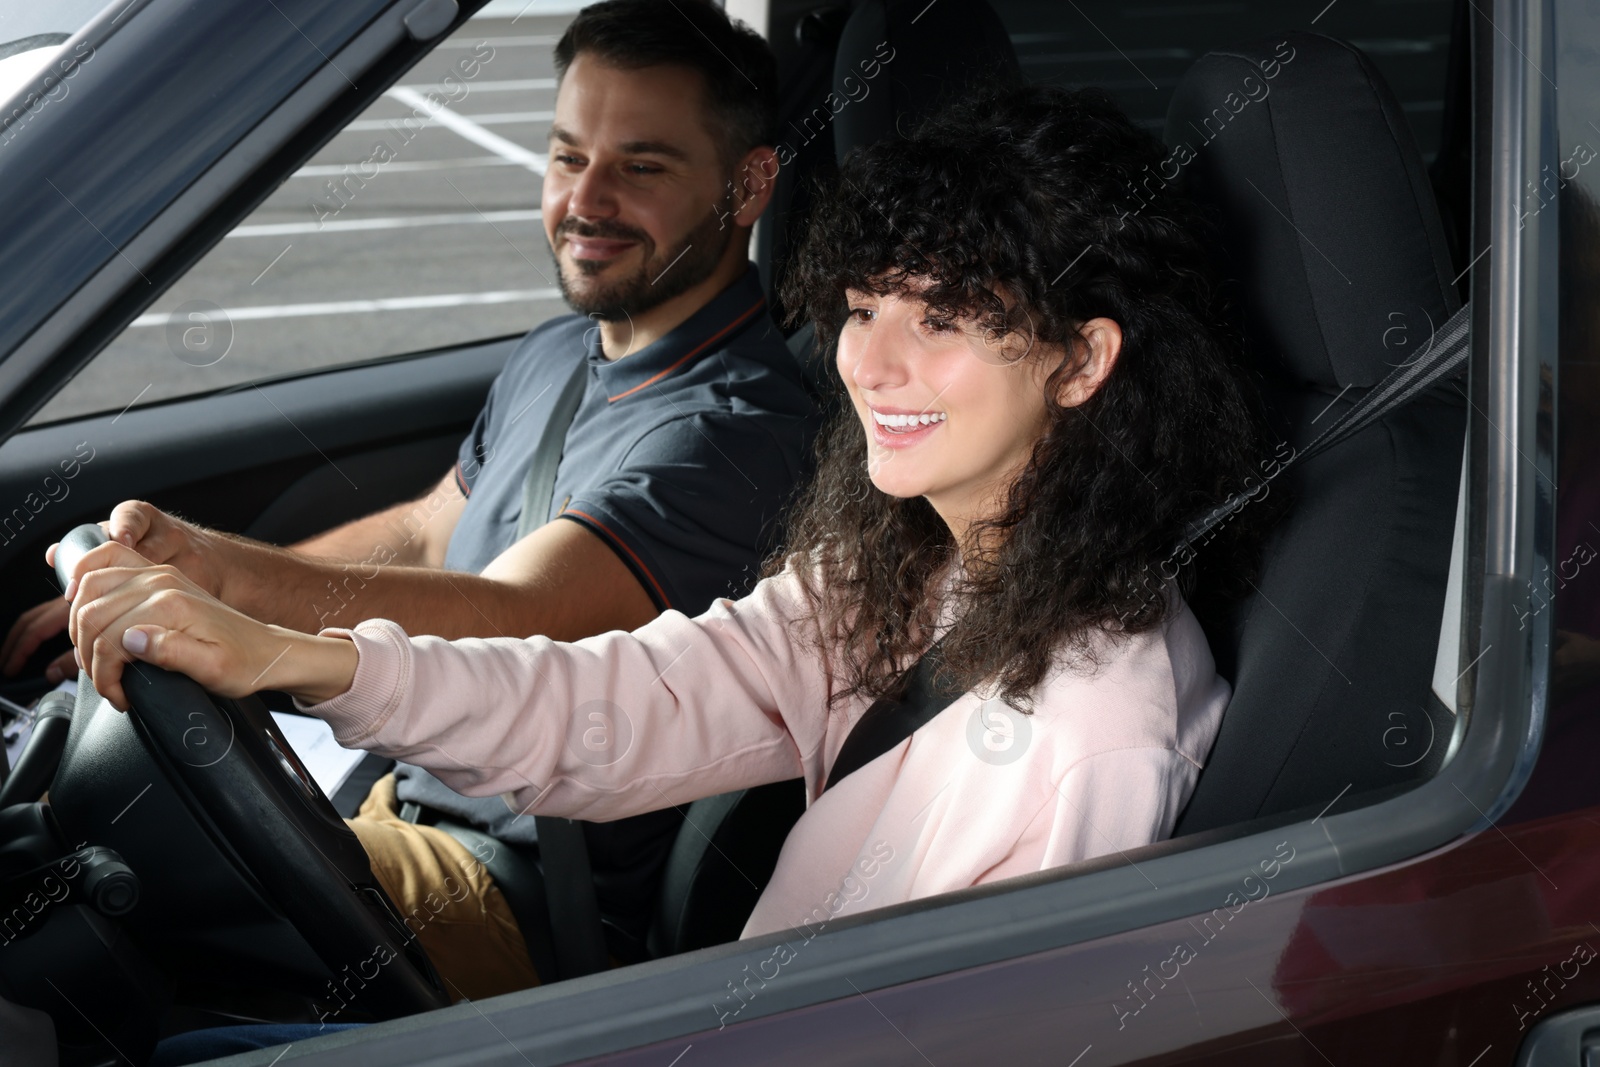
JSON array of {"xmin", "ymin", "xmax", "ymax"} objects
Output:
[
  {"xmin": 1034, "ymin": 747, "xmax": 1199, "ymax": 868},
  {"xmin": 292, "ymin": 566, "xmax": 836, "ymax": 821}
]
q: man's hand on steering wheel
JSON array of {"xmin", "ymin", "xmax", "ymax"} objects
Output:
[
  {"xmin": 64, "ymin": 539, "xmax": 314, "ymax": 712},
  {"xmin": 100, "ymin": 500, "xmax": 230, "ymax": 597},
  {"xmin": 2, "ymin": 503, "xmax": 228, "ymax": 683}
]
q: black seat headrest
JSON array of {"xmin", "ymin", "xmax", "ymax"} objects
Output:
[
  {"xmin": 776, "ymin": 0, "xmax": 1019, "ymax": 396},
  {"xmin": 1165, "ymin": 31, "xmax": 1459, "ymax": 391},
  {"xmin": 831, "ymin": 0, "xmax": 1021, "ymax": 160}
]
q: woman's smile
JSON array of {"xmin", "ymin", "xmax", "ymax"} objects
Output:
[{"xmin": 867, "ymin": 404, "xmax": 947, "ymax": 448}]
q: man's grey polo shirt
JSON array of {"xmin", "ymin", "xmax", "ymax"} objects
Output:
[{"xmin": 439, "ymin": 264, "xmax": 815, "ymax": 607}]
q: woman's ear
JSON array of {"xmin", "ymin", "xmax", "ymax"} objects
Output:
[{"xmin": 1055, "ymin": 318, "xmax": 1123, "ymax": 407}]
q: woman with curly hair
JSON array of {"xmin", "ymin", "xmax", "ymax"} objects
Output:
[{"xmin": 65, "ymin": 85, "xmax": 1267, "ymax": 957}]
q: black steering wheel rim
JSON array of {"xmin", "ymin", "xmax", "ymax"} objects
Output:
[{"xmin": 54, "ymin": 524, "xmax": 449, "ymax": 1018}]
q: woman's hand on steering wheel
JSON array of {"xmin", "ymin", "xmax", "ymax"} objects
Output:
[{"xmin": 63, "ymin": 540, "xmax": 357, "ymax": 712}]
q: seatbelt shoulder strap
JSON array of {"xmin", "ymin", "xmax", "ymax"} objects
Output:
[
  {"xmin": 1177, "ymin": 300, "xmax": 1470, "ymax": 554},
  {"xmin": 516, "ymin": 353, "xmax": 590, "ymax": 540},
  {"xmin": 822, "ymin": 640, "xmax": 966, "ymax": 793}
]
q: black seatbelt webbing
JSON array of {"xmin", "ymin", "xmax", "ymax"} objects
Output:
[
  {"xmin": 512, "ymin": 353, "xmax": 612, "ymax": 978},
  {"xmin": 819, "ymin": 301, "xmax": 1471, "ymax": 796},
  {"xmin": 516, "ymin": 355, "xmax": 589, "ymax": 539},
  {"xmin": 1177, "ymin": 300, "xmax": 1470, "ymax": 553},
  {"xmin": 822, "ymin": 641, "xmax": 964, "ymax": 793},
  {"xmin": 531, "ymin": 816, "xmax": 609, "ymax": 976}
]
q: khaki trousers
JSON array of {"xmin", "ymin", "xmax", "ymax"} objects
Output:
[{"xmin": 346, "ymin": 773, "xmax": 540, "ymax": 1001}]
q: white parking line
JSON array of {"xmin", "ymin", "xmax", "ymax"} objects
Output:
[
  {"xmin": 341, "ymin": 110, "xmax": 554, "ymax": 132},
  {"xmin": 397, "ymin": 78, "xmax": 555, "ymax": 93},
  {"xmin": 225, "ymin": 209, "xmax": 543, "ymax": 238},
  {"xmin": 129, "ymin": 288, "xmax": 563, "ymax": 326},
  {"xmin": 386, "ymin": 87, "xmax": 548, "ymax": 174},
  {"xmin": 290, "ymin": 156, "xmax": 519, "ymax": 178}
]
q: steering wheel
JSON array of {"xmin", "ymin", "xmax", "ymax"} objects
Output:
[{"xmin": 46, "ymin": 524, "xmax": 449, "ymax": 1017}]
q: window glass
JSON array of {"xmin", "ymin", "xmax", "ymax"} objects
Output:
[
  {"xmin": 992, "ymin": 0, "xmax": 1453, "ymax": 163},
  {"xmin": 0, "ymin": 0, "xmax": 110, "ymax": 58},
  {"xmin": 28, "ymin": 4, "xmax": 578, "ymax": 425},
  {"xmin": 0, "ymin": 1, "xmax": 112, "ymax": 132}
]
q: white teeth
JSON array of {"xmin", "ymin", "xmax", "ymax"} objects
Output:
[{"xmin": 871, "ymin": 410, "xmax": 946, "ymax": 429}]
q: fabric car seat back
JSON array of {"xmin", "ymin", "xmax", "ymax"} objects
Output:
[{"xmin": 1168, "ymin": 31, "xmax": 1467, "ymax": 834}]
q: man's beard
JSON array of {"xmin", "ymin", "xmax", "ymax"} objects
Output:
[{"xmin": 554, "ymin": 207, "xmax": 733, "ymax": 323}]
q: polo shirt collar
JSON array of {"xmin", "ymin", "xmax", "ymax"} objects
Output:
[{"xmin": 586, "ymin": 264, "xmax": 769, "ymax": 404}]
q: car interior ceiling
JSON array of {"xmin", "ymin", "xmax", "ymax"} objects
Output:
[{"xmin": 0, "ymin": 0, "xmax": 1477, "ymax": 1058}]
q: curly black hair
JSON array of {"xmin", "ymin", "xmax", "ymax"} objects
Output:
[{"xmin": 768, "ymin": 83, "xmax": 1272, "ymax": 711}]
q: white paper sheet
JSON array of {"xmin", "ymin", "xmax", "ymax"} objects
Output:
[{"xmin": 269, "ymin": 711, "xmax": 368, "ymax": 798}]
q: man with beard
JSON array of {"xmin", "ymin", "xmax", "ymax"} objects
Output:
[{"xmin": 6, "ymin": 0, "xmax": 816, "ymax": 998}]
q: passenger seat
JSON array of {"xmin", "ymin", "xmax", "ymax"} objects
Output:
[{"xmin": 1167, "ymin": 32, "xmax": 1467, "ymax": 834}]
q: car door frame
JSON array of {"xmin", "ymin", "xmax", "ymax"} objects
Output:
[{"xmin": 0, "ymin": 0, "xmax": 1558, "ymax": 1062}]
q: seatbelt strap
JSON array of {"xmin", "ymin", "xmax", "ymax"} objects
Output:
[
  {"xmin": 510, "ymin": 351, "xmax": 612, "ymax": 978},
  {"xmin": 818, "ymin": 301, "xmax": 1472, "ymax": 796},
  {"xmin": 531, "ymin": 816, "xmax": 610, "ymax": 977},
  {"xmin": 1177, "ymin": 300, "xmax": 1470, "ymax": 552},
  {"xmin": 822, "ymin": 639, "xmax": 963, "ymax": 793},
  {"xmin": 516, "ymin": 354, "xmax": 590, "ymax": 540}
]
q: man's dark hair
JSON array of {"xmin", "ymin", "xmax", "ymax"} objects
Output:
[
  {"xmin": 772, "ymin": 84, "xmax": 1273, "ymax": 711},
  {"xmin": 554, "ymin": 0, "xmax": 777, "ymax": 165}
]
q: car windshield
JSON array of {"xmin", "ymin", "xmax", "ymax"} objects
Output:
[{"xmin": 0, "ymin": 0, "xmax": 108, "ymax": 108}]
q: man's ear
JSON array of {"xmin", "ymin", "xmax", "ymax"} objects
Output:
[
  {"xmin": 727, "ymin": 145, "xmax": 781, "ymax": 227},
  {"xmin": 1055, "ymin": 317, "xmax": 1123, "ymax": 407}
]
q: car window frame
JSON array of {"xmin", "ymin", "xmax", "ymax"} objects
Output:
[
  {"xmin": 0, "ymin": 0, "xmax": 463, "ymax": 438},
  {"xmin": 0, "ymin": 0, "xmax": 1557, "ymax": 1062}
]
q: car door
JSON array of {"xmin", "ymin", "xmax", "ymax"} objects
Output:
[{"xmin": 0, "ymin": 0, "xmax": 1576, "ymax": 1065}]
